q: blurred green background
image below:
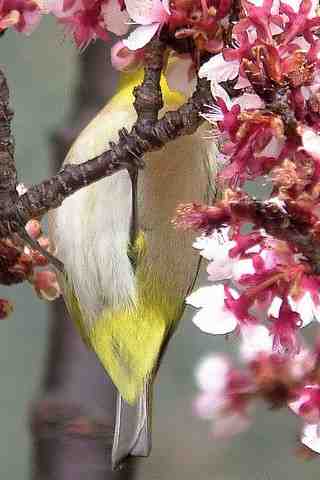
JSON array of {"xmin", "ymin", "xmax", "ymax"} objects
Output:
[{"xmin": 2, "ymin": 18, "xmax": 320, "ymax": 479}]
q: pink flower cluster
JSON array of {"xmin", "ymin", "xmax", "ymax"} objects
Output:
[
  {"xmin": 193, "ymin": 330, "xmax": 320, "ymax": 455},
  {"xmin": 187, "ymin": 226, "xmax": 320, "ymax": 354},
  {"xmin": 1, "ymin": 0, "xmax": 233, "ymax": 87},
  {"xmin": 0, "ymin": 215, "xmax": 61, "ymax": 315},
  {"xmin": 0, "ymin": 0, "xmax": 43, "ymax": 34},
  {"xmin": 169, "ymin": 0, "xmax": 320, "ymax": 456},
  {"xmin": 0, "ymin": 184, "xmax": 60, "ymax": 318}
]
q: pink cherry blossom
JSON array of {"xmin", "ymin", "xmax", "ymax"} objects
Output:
[
  {"xmin": 32, "ymin": 270, "xmax": 61, "ymax": 301},
  {"xmin": 164, "ymin": 53, "xmax": 196, "ymax": 97},
  {"xmin": 186, "ymin": 284, "xmax": 238, "ymax": 335},
  {"xmin": 301, "ymin": 423, "xmax": 320, "ymax": 453},
  {"xmin": 122, "ymin": 0, "xmax": 169, "ymax": 51},
  {"xmin": 111, "ymin": 39, "xmax": 144, "ymax": 70},
  {"xmin": 199, "ymin": 52, "xmax": 239, "ymax": 100},
  {"xmin": 194, "ymin": 354, "xmax": 252, "ymax": 437},
  {"xmin": 290, "ymin": 384, "xmax": 320, "ymax": 423},
  {"xmin": 54, "ymin": 0, "xmax": 129, "ymax": 49},
  {"xmin": 0, "ymin": 0, "xmax": 42, "ymax": 34},
  {"xmin": 25, "ymin": 219, "xmax": 42, "ymax": 239},
  {"xmin": 240, "ymin": 324, "xmax": 273, "ymax": 361}
]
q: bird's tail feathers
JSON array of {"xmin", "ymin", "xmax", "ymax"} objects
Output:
[{"xmin": 112, "ymin": 382, "xmax": 152, "ymax": 470}]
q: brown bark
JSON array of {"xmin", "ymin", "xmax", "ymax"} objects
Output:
[
  {"xmin": 0, "ymin": 38, "xmax": 213, "ymax": 240},
  {"xmin": 0, "ymin": 70, "xmax": 18, "ymax": 210},
  {"xmin": 29, "ymin": 41, "xmax": 136, "ymax": 480}
]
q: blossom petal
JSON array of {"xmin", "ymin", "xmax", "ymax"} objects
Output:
[
  {"xmin": 232, "ymin": 258, "xmax": 255, "ymax": 282},
  {"xmin": 123, "ymin": 23, "xmax": 159, "ymax": 50},
  {"xmin": 193, "ymin": 392, "xmax": 219, "ymax": 419},
  {"xmin": 165, "ymin": 54, "xmax": 196, "ymax": 96},
  {"xmin": 289, "ymin": 292, "xmax": 315, "ymax": 327},
  {"xmin": 301, "ymin": 128, "xmax": 320, "ymax": 160},
  {"xmin": 124, "ymin": 0, "xmax": 154, "ymax": 23},
  {"xmin": 186, "ymin": 286, "xmax": 214, "ymax": 309},
  {"xmin": 301, "ymin": 423, "xmax": 320, "ymax": 453},
  {"xmin": 234, "ymin": 93, "xmax": 265, "ymax": 111},
  {"xmin": 192, "ymin": 305, "xmax": 238, "ymax": 335},
  {"xmin": 240, "ymin": 325, "xmax": 273, "ymax": 361},
  {"xmin": 207, "ymin": 258, "xmax": 234, "ymax": 282},
  {"xmin": 268, "ymin": 296, "xmax": 282, "ymax": 317},
  {"xmin": 195, "ymin": 355, "xmax": 229, "ymax": 391},
  {"xmin": 199, "ymin": 53, "xmax": 239, "ymax": 83},
  {"xmin": 102, "ymin": 0, "xmax": 130, "ymax": 36}
]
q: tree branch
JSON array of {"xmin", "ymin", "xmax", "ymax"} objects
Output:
[
  {"xmin": 0, "ymin": 69, "xmax": 18, "ymax": 210},
  {"xmin": 0, "ymin": 64, "xmax": 212, "ymax": 239}
]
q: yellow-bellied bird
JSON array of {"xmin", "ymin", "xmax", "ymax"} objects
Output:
[{"xmin": 48, "ymin": 70, "xmax": 216, "ymax": 469}]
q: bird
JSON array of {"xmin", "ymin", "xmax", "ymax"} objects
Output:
[{"xmin": 48, "ymin": 67, "xmax": 216, "ymax": 469}]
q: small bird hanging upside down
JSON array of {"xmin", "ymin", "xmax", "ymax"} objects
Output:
[{"xmin": 48, "ymin": 69, "xmax": 216, "ymax": 469}]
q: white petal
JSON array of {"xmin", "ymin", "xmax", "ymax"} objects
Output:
[
  {"xmin": 290, "ymin": 349, "xmax": 315, "ymax": 381},
  {"xmin": 282, "ymin": 0, "xmax": 317, "ymax": 17},
  {"xmin": 265, "ymin": 196, "xmax": 287, "ymax": 213},
  {"xmin": 211, "ymin": 82, "xmax": 233, "ymax": 107},
  {"xmin": 292, "ymin": 36, "xmax": 311, "ymax": 51},
  {"xmin": 123, "ymin": 23, "xmax": 159, "ymax": 50},
  {"xmin": 233, "ymin": 93, "xmax": 264, "ymax": 111},
  {"xmin": 270, "ymin": 22, "xmax": 283, "ymax": 35},
  {"xmin": 240, "ymin": 325, "xmax": 273, "ymax": 361},
  {"xmin": 281, "ymin": 0, "xmax": 301, "ymax": 12},
  {"xmin": 268, "ymin": 296, "xmax": 282, "ymax": 317},
  {"xmin": 232, "ymin": 258, "xmax": 255, "ymax": 281},
  {"xmin": 197, "ymin": 233, "xmax": 235, "ymax": 261},
  {"xmin": 207, "ymin": 258, "xmax": 234, "ymax": 282},
  {"xmin": 186, "ymin": 286, "xmax": 215, "ymax": 309},
  {"xmin": 199, "ymin": 53, "xmax": 239, "ymax": 83},
  {"xmin": 260, "ymin": 248, "xmax": 277, "ymax": 270},
  {"xmin": 124, "ymin": 0, "xmax": 153, "ymax": 23},
  {"xmin": 193, "ymin": 235, "xmax": 211, "ymax": 251},
  {"xmin": 102, "ymin": 0, "xmax": 130, "ymax": 35},
  {"xmin": 246, "ymin": 26, "xmax": 257, "ymax": 43},
  {"xmin": 192, "ymin": 305, "xmax": 237, "ymax": 335},
  {"xmin": 256, "ymin": 136, "xmax": 284, "ymax": 158},
  {"xmin": 301, "ymin": 423, "xmax": 320, "ymax": 453},
  {"xmin": 246, "ymin": 244, "xmax": 261, "ymax": 254},
  {"xmin": 289, "ymin": 292, "xmax": 315, "ymax": 327},
  {"xmin": 16, "ymin": 183, "xmax": 27, "ymax": 196},
  {"xmin": 234, "ymin": 75, "xmax": 251, "ymax": 89},
  {"xmin": 247, "ymin": 0, "xmax": 280, "ymax": 11},
  {"xmin": 247, "ymin": 0, "xmax": 263, "ymax": 6},
  {"xmin": 289, "ymin": 394, "xmax": 308, "ymax": 417},
  {"xmin": 195, "ymin": 355, "xmax": 229, "ymax": 391},
  {"xmin": 301, "ymin": 128, "xmax": 320, "ymax": 159},
  {"xmin": 162, "ymin": 0, "xmax": 170, "ymax": 15},
  {"xmin": 189, "ymin": 284, "xmax": 238, "ymax": 335},
  {"xmin": 194, "ymin": 392, "xmax": 220, "ymax": 419},
  {"xmin": 165, "ymin": 55, "xmax": 196, "ymax": 96},
  {"xmin": 289, "ymin": 387, "xmax": 320, "ymax": 423},
  {"xmin": 313, "ymin": 303, "xmax": 320, "ymax": 323}
]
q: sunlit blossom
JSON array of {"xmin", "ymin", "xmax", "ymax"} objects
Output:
[{"xmin": 187, "ymin": 284, "xmax": 239, "ymax": 335}]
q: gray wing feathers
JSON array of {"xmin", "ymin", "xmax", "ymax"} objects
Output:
[{"xmin": 112, "ymin": 383, "xmax": 152, "ymax": 470}]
